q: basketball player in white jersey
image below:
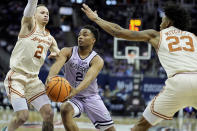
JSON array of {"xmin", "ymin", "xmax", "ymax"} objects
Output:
[
  {"xmin": 47, "ymin": 25, "xmax": 116, "ymax": 131},
  {"xmin": 82, "ymin": 3, "xmax": 197, "ymax": 131},
  {"xmin": 2, "ymin": 0, "xmax": 60, "ymax": 131}
]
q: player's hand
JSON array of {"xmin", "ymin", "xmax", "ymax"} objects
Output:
[
  {"xmin": 48, "ymin": 52, "xmax": 59, "ymax": 59},
  {"xmin": 45, "ymin": 76, "xmax": 56, "ymax": 86},
  {"xmin": 66, "ymin": 87, "xmax": 79, "ymax": 100},
  {"xmin": 45, "ymin": 77, "xmax": 50, "ymax": 86},
  {"xmin": 81, "ymin": 3, "xmax": 98, "ymax": 21}
]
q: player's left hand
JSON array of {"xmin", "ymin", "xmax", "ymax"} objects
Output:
[
  {"xmin": 48, "ymin": 52, "xmax": 59, "ymax": 59},
  {"xmin": 66, "ymin": 87, "xmax": 79, "ymax": 100},
  {"xmin": 45, "ymin": 75, "xmax": 58, "ymax": 87},
  {"xmin": 81, "ymin": 3, "xmax": 98, "ymax": 21}
]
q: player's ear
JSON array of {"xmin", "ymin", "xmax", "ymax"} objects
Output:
[{"xmin": 92, "ymin": 38, "xmax": 96, "ymax": 44}]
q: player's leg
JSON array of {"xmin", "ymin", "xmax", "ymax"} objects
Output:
[
  {"xmin": 60, "ymin": 102, "xmax": 78, "ymax": 131},
  {"xmin": 28, "ymin": 78, "xmax": 54, "ymax": 131},
  {"xmin": 7, "ymin": 99, "xmax": 29, "ymax": 131},
  {"xmin": 131, "ymin": 117, "xmax": 152, "ymax": 131},
  {"xmin": 83, "ymin": 95, "xmax": 115, "ymax": 131},
  {"xmin": 132, "ymin": 89, "xmax": 175, "ymax": 131},
  {"xmin": 105, "ymin": 126, "xmax": 116, "ymax": 131},
  {"xmin": 4, "ymin": 70, "xmax": 29, "ymax": 131},
  {"xmin": 60, "ymin": 98, "xmax": 83, "ymax": 131},
  {"xmin": 31, "ymin": 95, "xmax": 54, "ymax": 131},
  {"xmin": 39, "ymin": 103, "xmax": 54, "ymax": 131},
  {"xmin": 133, "ymin": 74, "xmax": 194, "ymax": 131}
]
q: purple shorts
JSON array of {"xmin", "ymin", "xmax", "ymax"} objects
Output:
[{"xmin": 69, "ymin": 94, "xmax": 114, "ymax": 129}]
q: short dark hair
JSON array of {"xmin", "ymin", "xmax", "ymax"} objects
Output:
[
  {"xmin": 164, "ymin": 3, "xmax": 191, "ymax": 30},
  {"xmin": 82, "ymin": 25, "xmax": 99, "ymax": 43}
]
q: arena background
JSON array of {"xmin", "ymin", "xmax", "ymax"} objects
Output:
[{"xmin": 0, "ymin": 0, "xmax": 197, "ymax": 131}]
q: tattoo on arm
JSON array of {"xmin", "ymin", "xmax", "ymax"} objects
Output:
[{"xmin": 95, "ymin": 17, "xmax": 121, "ymax": 37}]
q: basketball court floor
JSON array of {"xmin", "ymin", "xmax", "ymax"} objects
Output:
[{"xmin": 1, "ymin": 108, "xmax": 197, "ymax": 131}]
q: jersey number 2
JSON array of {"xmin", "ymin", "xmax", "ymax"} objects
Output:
[
  {"xmin": 34, "ymin": 45, "xmax": 44, "ymax": 59},
  {"xmin": 76, "ymin": 72, "xmax": 83, "ymax": 81},
  {"xmin": 167, "ymin": 36, "xmax": 194, "ymax": 52}
]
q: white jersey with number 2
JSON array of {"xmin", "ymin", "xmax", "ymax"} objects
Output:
[{"xmin": 10, "ymin": 23, "xmax": 59, "ymax": 75}]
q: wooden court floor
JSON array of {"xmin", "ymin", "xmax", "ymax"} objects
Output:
[{"xmin": 1, "ymin": 109, "xmax": 197, "ymax": 131}]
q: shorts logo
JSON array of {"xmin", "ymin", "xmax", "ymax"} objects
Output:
[{"xmin": 104, "ymin": 113, "xmax": 111, "ymax": 119}]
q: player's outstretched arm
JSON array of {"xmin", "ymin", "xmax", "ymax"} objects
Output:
[
  {"xmin": 71, "ymin": 55, "xmax": 104, "ymax": 96},
  {"xmin": 82, "ymin": 4, "xmax": 159, "ymax": 48},
  {"xmin": 19, "ymin": 0, "xmax": 38, "ymax": 37},
  {"xmin": 46, "ymin": 48, "xmax": 71, "ymax": 83}
]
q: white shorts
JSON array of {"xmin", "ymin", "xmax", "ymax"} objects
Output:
[
  {"xmin": 4, "ymin": 69, "xmax": 50, "ymax": 112},
  {"xmin": 11, "ymin": 94, "xmax": 51, "ymax": 112},
  {"xmin": 143, "ymin": 73, "xmax": 197, "ymax": 125}
]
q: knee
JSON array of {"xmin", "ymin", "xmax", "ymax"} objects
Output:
[
  {"xmin": 60, "ymin": 103, "xmax": 73, "ymax": 116},
  {"xmin": 42, "ymin": 107, "xmax": 54, "ymax": 121},
  {"xmin": 16, "ymin": 110, "xmax": 29, "ymax": 124}
]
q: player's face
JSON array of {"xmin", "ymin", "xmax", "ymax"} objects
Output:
[
  {"xmin": 78, "ymin": 29, "xmax": 96, "ymax": 47},
  {"xmin": 160, "ymin": 16, "xmax": 170, "ymax": 30},
  {"xmin": 35, "ymin": 6, "xmax": 49, "ymax": 25}
]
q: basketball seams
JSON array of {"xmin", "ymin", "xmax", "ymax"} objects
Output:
[
  {"xmin": 56, "ymin": 77, "xmax": 62, "ymax": 102},
  {"xmin": 61, "ymin": 79, "xmax": 69, "ymax": 102},
  {"xmin": 47, "ymin": 76, "xmax": 71, "ymax": 102},
  {"xmin": 49, "ymin": 80, "xmax": 59, "ymax": 82},
  {"xmin": 47, "ymin": 78, "xmax": 59, "ymax": 98}
]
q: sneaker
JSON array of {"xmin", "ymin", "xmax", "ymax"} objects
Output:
[{"xmin": 1, "ymin": 126, "xmax": 7, "ymax": 131}]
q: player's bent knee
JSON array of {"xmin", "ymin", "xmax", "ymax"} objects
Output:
[
  {"xmin": 60, "ymin": 102, "xmax": 73, "ymax": 115},
  {"xmin": 16, "ymin": 110, "xmax": 29, "ymax": 124}
]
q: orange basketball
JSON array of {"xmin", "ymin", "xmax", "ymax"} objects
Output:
[{"xmin": 46, "ymin": 76, "xmax": 71, "ymax": 102}]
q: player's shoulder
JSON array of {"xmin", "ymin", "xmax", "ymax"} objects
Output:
[
  {"xmin": 91, "ymin": 54, "xmax": 104, "ymax": 66},
  {"xmin": 61, "ymin": 47, "xmax": 73, "ymax": 52},
  {"xmin": 94, "ymin": 54, "xmax": 103, "ymax": 60},
  {"xmin": 91, "ymin": 50, "xmax": 102, "ymax": 60},
  {"xmin": 60, "ymin": 47, "xmax": 73, "ymax": 56}
]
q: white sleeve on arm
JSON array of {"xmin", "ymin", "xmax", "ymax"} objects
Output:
[{"xmin": 23, "ymin": 0, "xmax": 38, "ymax": 17}]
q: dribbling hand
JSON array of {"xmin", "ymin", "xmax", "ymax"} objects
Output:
[
  {"xmin": 45, "ymin": 77, "xmax": 50, "ymax": 86},
  {"xmin": 65, "ymin": 87, "xmax": 79, "ymax": 100},
  {"xmin": 81, "ymin": 4, "xmax": 98, "ymax": 21},
  {"xmin": 45, "ymin": 76, "xmax": 57, "ymax": 86}
]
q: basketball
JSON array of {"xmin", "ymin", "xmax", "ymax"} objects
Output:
[{"xmin": 46, "ymin": 76, "xmax": 71, "ymax": 102}]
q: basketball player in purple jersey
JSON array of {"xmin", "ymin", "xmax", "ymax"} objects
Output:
[{"xmin": 47, "ymin": 25, "xmax": 116, "ymax": 131}]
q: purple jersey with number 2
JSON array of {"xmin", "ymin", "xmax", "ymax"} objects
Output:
[
  {"xmin": 64, "ymin": 46, "xmax": 99, "ymax": 97},
  {"xmin": 63, "ymin": 46, "xmax": 114, "ymax": 129}
]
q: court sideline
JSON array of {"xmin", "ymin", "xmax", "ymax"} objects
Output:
[{"xmin": 1, "ymin": 109, "xmax": 197, "ymax": 131}]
